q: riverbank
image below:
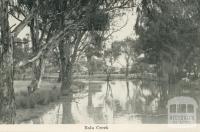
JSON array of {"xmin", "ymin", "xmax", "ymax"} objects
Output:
[
  {"xmin": 16, "ymin": 101, "xmax": 60, "ymax": 123},
  {"xmin": 14, "ymin": 80, "xmax": 87, "ymax": 123},
  {"xmin": 15, "ymin": 73, "xmax": 156, "ymax": 82}
]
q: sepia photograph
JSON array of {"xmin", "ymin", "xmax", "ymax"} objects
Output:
[{"xmin": 1, "ymin": 0, "xmax": 200, "ymax": 131}]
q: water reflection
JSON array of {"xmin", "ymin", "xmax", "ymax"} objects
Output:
[
  {"xmin": 22, "ymin": 80, "xmax": 168, "ymax": 124},
  {"xmin": 62, "ymin": 95, "xmax": 75, "ymax": 124}
]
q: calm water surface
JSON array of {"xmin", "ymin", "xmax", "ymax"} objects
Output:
[{"xmin": 22, "ymin": 80, "xmax": 168, "ymax": 124}]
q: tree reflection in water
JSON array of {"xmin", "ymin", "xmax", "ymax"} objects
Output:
[
  {"xmin": 125, "ymin": 80, "xmax": 133, "ymax": 114},
  {"xmin": 103, "ymin": 80, "xmax": 114, "ymax": 123},
  {"xmin": 22, "ymin": 80, "xmax": 168, "ymax": 124},
  {"xmin": 87, "ymin": 79, "xmax": 115, "ymax": 123},
  {"xmin": 87, "ymin": 79, "xmax": 162, "ymax": 123},
  {"xmin": 32, "ymin": 118, "xmax": 43, "ymax": 124},
  {"xmin": 62, "ymin": 94, "xmax": 75, "ymax": 124}
]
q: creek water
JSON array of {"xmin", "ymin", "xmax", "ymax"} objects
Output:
[{"xmin": 21, "ymin": 80, "xmax": 168, "ymax": 124}]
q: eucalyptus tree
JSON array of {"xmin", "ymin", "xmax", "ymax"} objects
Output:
[
  {"xmin": 56, "ymin": 0, "xmax": 137, "ymax": 123},
  {"xmin": 0, "ymin": 0, "xmax": 32, "ymax": 123},
  {"xmin": 112, "ymin": 38, "xmax": 136, "ymax": 79},
  {"xmin": 15, "ymin": 0, "xmax": 70, "ymax": 93},
  {"xmin": 135, "ymin": 0, "xmax": 200, "ymax": 103},
  {"xmin": 0, "ymin": 0, "xmax": 16, "ymax": 123},
  {"xmin": 0, "ymin": 0, "xmax": 139, "ymax": 123},
  {"xmin": 56, "ymin": 0, "xmax": 137, "ymax": 95},
  {"xmin": 0, "ymin": 0, "xmax": 33, "ymax": 123},
  {"xmin": 84, "ymin": 31, "xmax": 104, "ymax": 76}
]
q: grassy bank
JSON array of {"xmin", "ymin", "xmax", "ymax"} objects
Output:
[
  {"xmin": 15, "ymin": 73, "xmax": 149, "ymax": 81},
  {"xmin": 15, "ymin": 87, "xmax": 60, "ymax": 109},
  {"xmin": 16, "ymin": 101, "xmax": 60, "ymax": 123},
  {"xmin": 14, "ymin": 80, "xmax": 86, "ymax": 123}
]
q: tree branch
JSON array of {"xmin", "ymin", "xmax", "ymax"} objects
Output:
[{"xmin": 11, "ymin": 13, "xmax": 33, "ymax": 37}]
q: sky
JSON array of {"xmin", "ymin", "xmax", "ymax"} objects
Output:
[
  {"xmin": 111, "ymin": 10, "xmax": 137, "ymax": 41},
  {"xmin": 107, "ymin": 10, "xmax": 138, "ymax": 68},
  {"xmin": 10, "ymin": 15, "xmax": 28, "ymax": 38}
]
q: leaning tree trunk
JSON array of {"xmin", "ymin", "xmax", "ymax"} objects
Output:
[
  {"xmin": 28, "ymin": 17, "xmax": 45, "ymax": 93},
  {"xmin": 29, "ymin": 57, "xmax": 45, "ymax": 92},
  {"xmin": 0, "ymin": 0, "xmax": 15, "ymax": 123}
]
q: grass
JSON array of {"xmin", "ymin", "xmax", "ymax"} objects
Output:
[
  {"xmin": 14, "ymin": 80, "xmax": 61, "ymax": 109},
  {"xmin": 14, "ymin": 80, "xmax": 61, "ymax": 93},
  {"xmin": 14, "ymin": 80, "xmax": 86, "ymax": 109},
  {"xmin": 15, "ymin": 73, "xmax": 138, "ymax": 82},
  {"xmin": 14, "ymin": 80, "xmax": 87, "ymax": 123}
]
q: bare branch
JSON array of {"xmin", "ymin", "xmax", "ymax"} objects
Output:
[
  {"xmin": 16, "ymin": 21, "xmax": 84, "ymax": 68},
  {"xmin": 16, "ymin": 30, "xmax": 65, "ymax": 68},
  {"xmin": 104, "ymin": 15, "xmax": 129, "ymax": 40}
]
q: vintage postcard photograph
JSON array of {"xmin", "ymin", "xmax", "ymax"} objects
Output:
[{"xmin": 1, "ymin": 0, "xmax": 200, "ymax": 131}]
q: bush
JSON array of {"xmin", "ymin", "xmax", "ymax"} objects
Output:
[
  {"xmin": 15, "ymin": 86, "xmax": 60, "ymax": 109},
  {"xmin": 49, "ymin": 89, "xmax": 60, "ymax": 102},
  {"xmin": 27, "ymin": 94, "xmax": 36, "ymax": 108},
  {"xmin": 16, "ymin": 96, "xmax": 27, "ymax": 109},
  {"xmin": 34, "ymin": 90, "xmax": 49, "ymax": 105},
  {"xmin": 15, "ymin": 93, "xmax": 36, "ymax": 109},
  {"xmin": 19, "ymin": 91, "xmax": 28, "ymax": 96}
]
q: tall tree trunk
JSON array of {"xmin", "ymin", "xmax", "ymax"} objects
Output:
[
  {"xmin": 126, "ymin": 81, "xmax": 130, "ymax": 98},
  {"xmin": 87, "ymin": 56, "xmax": 93, "ymax": 116},
  {"xmin": 63, "ymin": 63, "xmax": 73, "ymax": 94},
  {"xmin": 0, "ymin": 0, "xmax": 15, "ymax": 123},
  {"xmin": 157, "ymin": 63, "xmax": 168, "ymax": 112},
  {"xmin": 88, "ymin": 76, "xmax": 93, "ymax": 107},
  {"xmin": 59, "ymin": 32, "xmax": 84, "ymax": 94},
  {"xmin": 58, "ymin": 41, "xmax": 65, "ymax": 84},
  {"xmin": 87, "ymin": 55, "xmax": 93, "ymax": 76},
  {"xmin": 159, "ymin": 78, "xmax": 168, "ymax": 112},
  {"xmin": 125, "ymin": 57, "xmax": 129, "ymax": 80},
  {"xmin": 168, "ymin": 72, "xmax": 176, "ymax": 97},
  {"xmin": 59, "ymin": 40, "xmax": 73, "ymax": 95},
  {"xmin": 60, "ymin": 41, "xmax": 73, "ymax": 114},
  {"xmin": 57, "ymin": 58, "xmax": 62, "ymax": 82}
]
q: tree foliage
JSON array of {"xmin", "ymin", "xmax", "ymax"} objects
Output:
[{"xmin": 135, "ymin": 0, "xmax": 200, "ymax": 81}]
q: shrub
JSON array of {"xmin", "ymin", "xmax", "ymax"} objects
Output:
[
  {"xmin": 15, "ymin": 94, "xmax": 36, "ymax": 109},
  {"xmin": 15, "ymin": 86, "xmax": 60, "ymax": 109},
  {"xmin": 16, "ymin": 96, "xmax": 27, "ymax": 109},
  {"xmin": 19, "ymin": 91, "xmax": 28, "ymax": 96},
  {"xmin": 27, "ymin": 94, "xmax": 36, "ymax": 108},
  {"xmin": 49, "ymin": 90, "xmax": 59, "ymax": 102}
]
